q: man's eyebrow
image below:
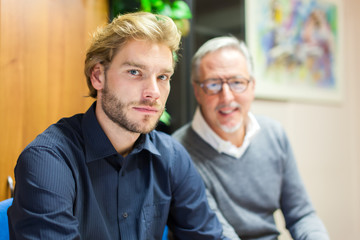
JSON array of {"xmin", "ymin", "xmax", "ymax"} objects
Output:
[
  {"xmin": 123, "ymin": 61, "xmax": 174, "ymax": 74},
  {"xmin": 164, "ymin": 68, "xmax": 174, "ymax": 75},
  {"xmin": 123, "ymin": 61, "xmax": 146, "ymax": 69}
]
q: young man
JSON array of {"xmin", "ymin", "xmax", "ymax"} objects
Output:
[
  {"xmin": 173, "ymin": 36, "xmax": 330, "ymax": 240},
  {"xmin": 8, "ymin": 12, "xmax": 226, "ymax": 240}
]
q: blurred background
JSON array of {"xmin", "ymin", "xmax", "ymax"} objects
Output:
[{"xmin": 0, "ymin": 0, "xmax": 359, "ymax": 239}]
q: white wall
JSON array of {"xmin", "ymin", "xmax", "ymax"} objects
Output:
[{"xmin": 251, "ymin": 0, "xmax": 360, "ymax": 239}]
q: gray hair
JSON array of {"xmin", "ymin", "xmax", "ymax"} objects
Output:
[{"xmin": 191, "ymin": 36, "xmax": 254, "ymax": 82}]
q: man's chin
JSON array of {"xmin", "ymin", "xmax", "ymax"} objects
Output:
[
  {"xmin": 139, "ymin": 124, "xmax": 157, "ymax": 134},
  {"xmin": 219, "ymin": 121, "xmax": 243, "ymax": 133},
  {"xmin": 135, "ymin": 119, "xmax": 160, "ymax": 134}
]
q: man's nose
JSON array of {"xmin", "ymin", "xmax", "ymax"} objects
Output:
[
  {"xmin": 219, "ymin": 82, "xmax": 235, "ymax": 102},
  {"xmin": 142, "ymin": 76, "xmax": 161, "ymax": 100}
]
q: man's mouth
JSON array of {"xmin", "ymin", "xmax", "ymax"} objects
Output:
[
  {"xmin": 216, "ymin": 102, "xmax": 241, "ymax": 116},
  {"xmin": 133, "ymin": 106, "xmax": 160, "ymax": 114},
  {"xmin": 132, "ymin": 100, "xmax": 164, "ymax": 115},
  {"xmin": 218, "ymin": 108, "xmax": 237, "ymax": 115}
]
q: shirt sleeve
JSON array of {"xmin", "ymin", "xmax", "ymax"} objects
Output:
[
  {"xmin": 167, "ymin": 142, "xmax": 229, "ymax": 240},
  {"xmin": 279, "ymin": 131, "xmax": 330, "ymax": 240},
  {"xmin": 8, "ymin": 146, "xmax": 80, "ymax": 239}
]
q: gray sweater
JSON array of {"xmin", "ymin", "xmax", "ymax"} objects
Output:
[{"xmin": 172, "ymin": 115, "xmax": 329, "ymax": 240}]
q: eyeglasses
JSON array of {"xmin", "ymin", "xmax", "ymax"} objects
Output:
[{"xmin": 195, "ymin": 76, "xmax": 252, "ymax": 95}]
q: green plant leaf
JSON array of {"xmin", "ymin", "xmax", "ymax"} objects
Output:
[
  {"xmin": 157, "ymin": 3, "xmax": 172, "ymax": 17},
  {"xmin": 140, "ymin": 0, "xmax": 152, "ymax": 12},
  {"xmin": 160, "ymin": 110, "xmax": 171, "ymax": 126},
  {"xmin": 150, "ymin": 0, "xmax": 165, "ymax": 12},
  {"xmin": 171, "ymin": 0, "xmax": 192, "ymax": 19}
]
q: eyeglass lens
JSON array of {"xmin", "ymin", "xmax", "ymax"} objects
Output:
[{"xmin": 202, "ymin": 77, "xmax": 249, "ymax": 95}]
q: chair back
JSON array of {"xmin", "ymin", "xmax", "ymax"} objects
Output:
[
  {"xmin": 162, "ymin": 225, "xmax": 169, "ymax": 240},
  {"xmin": 0, "ymin": 198, "xmax": 13, "ymax": 240}
]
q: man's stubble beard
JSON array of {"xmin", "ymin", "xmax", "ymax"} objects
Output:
[{"xmin": 101, "ymin": 80, "xmax": 163, "ymax": 134}]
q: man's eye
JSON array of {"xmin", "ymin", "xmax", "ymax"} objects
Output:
[
  {"xmin": 206, "ymin": 82, "xmax": 220, "ymax": 90},
  {"xmin": 232, "ymin": 80, "xmax": 246, "ymax": 86},
  {"xmin": 129, "ymin": 69, "xmax": 140, "ymax": 76},
  {"xmin": 158, "ymin": 75, "xmax": 169, "ymax": 81}
]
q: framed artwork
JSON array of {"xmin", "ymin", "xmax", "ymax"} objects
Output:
[{"xmin": 246, "ymin": 0, "xmax": 342, "ymax": 103}]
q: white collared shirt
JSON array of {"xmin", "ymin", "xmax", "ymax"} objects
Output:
[{"xmin": 191, "ymin": 107, "xmax": 260, "ymax": 159}]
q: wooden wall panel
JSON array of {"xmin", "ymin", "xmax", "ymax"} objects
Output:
[{"xmin": 0, "ymin": 0, "xmax": 109, "ymax": 200}]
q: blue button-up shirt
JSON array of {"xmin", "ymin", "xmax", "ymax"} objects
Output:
[{"xmin": 8, "ymin": 103, "xmax": 225, "ymax": 240}]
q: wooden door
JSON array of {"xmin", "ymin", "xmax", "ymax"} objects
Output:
[{"xmin": 0, "ymin": 0, "xmax": 109, "ymax": 200}]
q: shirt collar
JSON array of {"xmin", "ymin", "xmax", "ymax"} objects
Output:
[
  {"xmin": 191, "ymin": 107, "xmax": 260, "ymax": 159},
  {"xmin": 131, "ymin": 133, "xmax": 161, "ymax": 156},
  {"xmin": 82, "ymin": 102, "xmax": 160, "ymax": 163}
]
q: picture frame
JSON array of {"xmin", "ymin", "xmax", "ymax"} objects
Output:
[{"xmin": 246, "ymin": 0, "xmax": 342, "ymax": 103}]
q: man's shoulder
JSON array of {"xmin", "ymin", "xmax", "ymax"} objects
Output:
[
  {"xmin": 252, "ymin": 115, "xmax": 290, "ymax": 149},
  {"xmin": 17, "ymin": 113, "xmax": 86, "ymax": 181},
  {"xmin": 172, "ymin": 123, "xmax": 193, "ymax": 141},
  {"xmin": 254, "ymin": 114, "xmax": 281, "ymax": 127},
  {"xmin": 26, "ymin": 113, "xmax": 84, "ymax": 150},
  {"xmin": 171, "ymin": 123, "xmax": 209, "ymax": 159},
  {"xmin": 254, "ymin": 115, "xmax": 285, "ymax": 135}
]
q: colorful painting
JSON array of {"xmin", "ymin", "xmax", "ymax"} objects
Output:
[{"xmin": 246, "ymin": 0, "xmax": 341, "ymax": 102}]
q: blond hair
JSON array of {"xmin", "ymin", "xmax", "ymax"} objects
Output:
[{"xmin": 84, "ymin": 12, "xmax": 182, "ymax": 98}]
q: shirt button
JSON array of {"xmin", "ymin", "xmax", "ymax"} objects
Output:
[{"xmin": 123, "ymin": 212, "xmax": 128, "ymax": 218}]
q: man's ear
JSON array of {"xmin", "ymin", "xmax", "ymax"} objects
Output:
[
  {"xmin": 250, "ymin": 77, "xmax": 256, "ymax": 101},
  {"xmin": 90, "ymin": 63, "xmax": 105, "ymax": 91},
  {"xmin": 251, "ymin": 77, "xmax": 256, "ymax": 89}
]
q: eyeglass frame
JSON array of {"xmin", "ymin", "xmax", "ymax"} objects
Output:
[{"xmin": 194, "ymin": 75, "xmax": 253, "ymax": 95}]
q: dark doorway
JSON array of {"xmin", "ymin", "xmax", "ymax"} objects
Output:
[{"xmin": 164, "ymin": 0, "xmax": 246, "ymax": 134}]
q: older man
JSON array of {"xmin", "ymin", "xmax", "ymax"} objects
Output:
[{"xmin": 173, "ymin": 36, "xmax": 329, "ymax": 240}]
